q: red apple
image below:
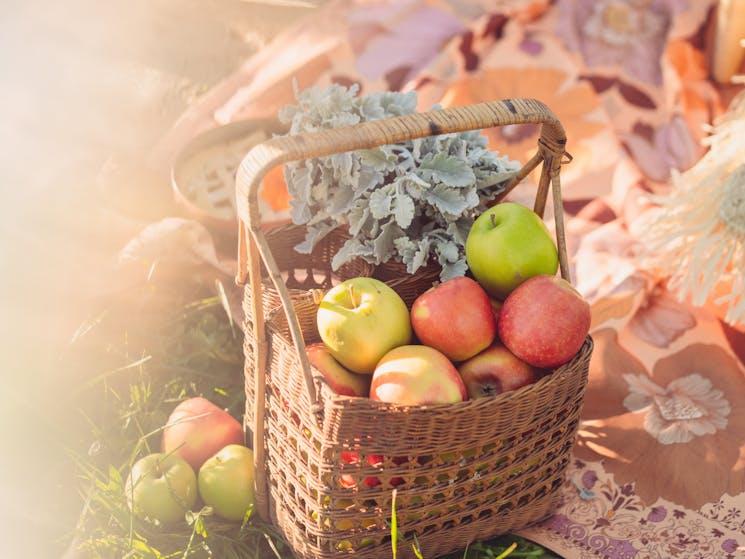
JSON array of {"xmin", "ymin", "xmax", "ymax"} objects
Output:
[
  {"xmin": 305, "ymin": 343, "xmax": 371, "ymax": 397},
  {"xmin": 162, "ymin": 397, "xmax": 244, "ymax": 471},
  {"xmin": 410, "ymin": 276, "xmax": 496, "ymax": 362},
  {"xmin": 339, "ymin": 452, "xmax": 405, "ymax": 488},
  {"xmin": 370, "ymin": 345, "xmax": 467, "ymax": 405},
  {"xmin": 457, "ymin": 341, "xmax": 543, "ymax": 399},
  {"xmin": 339, "ymin": 451, "xmax": 370, "ymax": 488},
  {"xmin": 498, "ymin": 275, "xmax": 591, "ymax": 368}
]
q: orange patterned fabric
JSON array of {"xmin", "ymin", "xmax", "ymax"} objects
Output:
[{"xmin": 160, "ymin": 1, "xmax": 745, "ymax": 557}]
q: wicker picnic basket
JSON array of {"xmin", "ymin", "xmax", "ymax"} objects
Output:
[{"xmin": 236, "ymin": 98, "xmax": 593, "ymax": 559}]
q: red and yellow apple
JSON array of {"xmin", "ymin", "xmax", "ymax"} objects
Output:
[
  {"xmin": 410, "ymin": 276, "xmax": 496, "ymax": 362},
  {"xmin": 316, "ymin": 277, "xmax": 412, "ymax": 374},
  {"xmin": 465, "ymin": 202, "xmax": 559, "ymax": 299},
  {"xmin": 370, "ymin": 345, "xmax": 467, "ymax": 405},
  {"xmin": 305, "ymin": 343, "xmax": 371, "ymax": 397},
  {"xmin": 498, "ymin": 275, "xmax": 591, "ymax": 368},
  {"xmin": 162, "ymin": 397, "xmax": 244, "ymax": 470},
  {"xmin": 457, "ymin": 341, "xmax": 543, "ymax": 399},
  {"xmin": 125, "ymin": 452, "xmax": 197, "ymax": 524},
  {"xmin": 198, "ymin": 444, "xmax": 255, "ymax": 521}
]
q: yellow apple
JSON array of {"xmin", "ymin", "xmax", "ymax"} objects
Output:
[
  {"xmin": 125, "ymin": 452, "xmax": 197, "ymax": 525},
  {"xmin": 197, "ymin": 444, "xmax": 255, "ymax": 521},
  {"xmin": 316, "ymin": 277, "xmax": 411, "ymax": 374}
]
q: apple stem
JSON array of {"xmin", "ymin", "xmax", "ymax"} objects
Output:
[
  {"xmin": 347, "ymin": 284, "xmax": 358, "ymax": 308},
  {"xmin": 490, "ymin": 213, "xmax": 497, "ymax": 228}
]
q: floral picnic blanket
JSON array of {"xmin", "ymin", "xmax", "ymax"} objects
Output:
[{"xmin": 153, "ymin": 1, "xmax": 745, "ymax": 557}]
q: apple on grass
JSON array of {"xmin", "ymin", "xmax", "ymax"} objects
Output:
[
  {"xmin": 305, "ymin": 343, "xmax": 371, "ymax": 397},
  {"xmin": 370, "ymin": 345, "xmax": 467, "ymax": 405},
  {"xmin": 316, "ymin": 277, "xmax": 412, "ymax": 374},
  {"xmin": 162, "ymin": 397, "xmax": 244, "ymax": 471},
  {"xmin": 126, "ymin": 452, "xmax": 197, "ymax": 525},
  {"xmin": 198, "ymin": 444, "xmax": 255, "ymax": 522},
  {"xmin": 410, "ymin": 276, "xmax": 496, "ymax": 362},
  {"xmin": 457, "ymin": 341, "xmax": 543, "ymax": 399},
  {"xmin": 465, "ymin": 202, "xmax": 559, "ymax": 300},
  {"xmin": 498, "ymin": 274, "xmax": 591, "ymax": 369}
]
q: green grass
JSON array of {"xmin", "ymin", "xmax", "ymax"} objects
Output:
[{"xmin": 62, "ymin": 276, "xmax": 560, "ymax": 558}]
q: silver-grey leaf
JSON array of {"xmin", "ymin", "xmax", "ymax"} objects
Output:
[
  {"xmin": 369, "ymin": 186, "xmax": 393, "ymax": 220},
  {"xmin": 330, "ymin": 152, "xmax": 354, "ymax": 181},
  {"xmin": 392, "ymin": 190, "xmax": 415, "ymax": 229},
  {"xmin": 359, "ymin": 95, "xmax": 386, "ymax": 121},
  {"xmin": 295, "ymin": 222, "xmax": 336, "ymax": 254},
  {"xmin": 437, "ymin": 240, "xmax": 460, "ymax": 263},
  {"xmin": 417, "ymin": 152, "xmax": 476, "ymax": 187},
  {"xmin": 423, "ymin": 184, "xmax": 470, "ymax": 216},
  {"xmin": 407, "ymin": 237, "xmax": 432, "ymax": 274},
  {"xmin": 329, "ymin": 184, "xmax": 357, "ymax": 215},
  {"xmin": 356, "ymin": 167, "xmax": 385, "ymax": 193},
  {"xmin": 289, "ymin": 199, "xmax": 312, "ymax": 224},
  {"xmin": 347, "ymin": 204, "xmax": 371, "ymax": 237},
  {"xmin": 464, "ymin": 186, "xmax": 481, "ymax": 209},
  {"xmin": 372, "ymin": 219, "xmax": 404, "ymax": 264},
  {"xmin": 446, "ymin": 217, "xmax": 474, "ymax": 245},
  {"xmin": 440, "ymin": 258, "xmax": 468, "ymax": 280},
  {"xmin": 287, "ymin": 164, "xmax": 314, "ymax": 202},
  {"xmin": 357, "ymin": 148, "xmax": 398, "ymax": 172},
  {"xmin": 331, "ymin": 238, "xmax": 374, "ymax": 271}
]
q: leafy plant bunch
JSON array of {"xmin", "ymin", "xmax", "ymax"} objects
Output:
[{"xmin": 279, "ymin": 84, "xmax": 520, "ymax": 280}]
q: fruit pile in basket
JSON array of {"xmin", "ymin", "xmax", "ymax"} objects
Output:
[{"xmin": 309, "ymin": 201, "xmax": 591, "ymax": 404}]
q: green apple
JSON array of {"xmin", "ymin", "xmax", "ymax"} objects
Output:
[
  {"xmin": 465, "ymin": 202, "xmax": 558, "ymax": 300},
  {"xmin": 198, "ymin": 444, "xmax": 255, "ymax": 521},
  {"xmin": 125, "ymin": 452, "xmax": 197, "ymax": 525},
  {"xmin": 316, "ymin": 277, "xmax": 412, "ymax": 374}
]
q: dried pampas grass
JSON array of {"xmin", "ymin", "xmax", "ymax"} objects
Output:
[{"xmin": 636, "ymin": 88, "xmax": 745, "ymax": 327}]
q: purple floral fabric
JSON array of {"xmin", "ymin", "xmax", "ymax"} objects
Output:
[{"xmin": 516, "ymin": 459, "xmax": 745, "ymax": 558}]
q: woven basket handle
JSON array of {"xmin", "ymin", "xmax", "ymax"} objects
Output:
[{"xmin": 236, "ymin": 97, "xmax": 569, "ymax": 427}]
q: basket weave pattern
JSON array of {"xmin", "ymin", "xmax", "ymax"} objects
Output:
[
  {"xmin": 260, "ymin": 284, "xmax": 591, "ymax": 558},
  {"xmin": 236, "ymin": 98, "xmax": 592, "ymax": 559}
]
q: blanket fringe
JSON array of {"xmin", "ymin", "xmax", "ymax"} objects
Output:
[{"xmin": 637, "ymin": 90, "xmax": 745, "ymax": 327}]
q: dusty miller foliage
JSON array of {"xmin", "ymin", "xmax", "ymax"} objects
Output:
[{"xmin": 279, "ymin": 84, "xmax": 520, "ymax": 280}]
